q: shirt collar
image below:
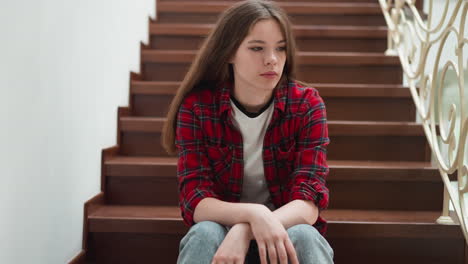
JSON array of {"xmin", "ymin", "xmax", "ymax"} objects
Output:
[{"xmin": 218, "ymin": 77, "xmax": 289, "ymax": 118}]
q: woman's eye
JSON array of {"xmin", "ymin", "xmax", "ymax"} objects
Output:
[{"xmin": 249, "ymin": 46, "xmax": 287, "ymax": 52}]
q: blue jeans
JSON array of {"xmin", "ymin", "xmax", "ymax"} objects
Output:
[{"xmin": 177, "ymin": 221, "xmax": 334, "ymax": 264}]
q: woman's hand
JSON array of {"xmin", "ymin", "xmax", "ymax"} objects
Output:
[
  {"xmin": 211, "ymin": 223, "xmax": 252, "ymax": 264},
  {"xmin": 248, "ymin": 205, "xmax": 299, "ymax": 264}
]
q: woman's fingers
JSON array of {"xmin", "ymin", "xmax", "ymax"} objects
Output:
[
  {"xmin": 258, "ymin": 242, "xmax": 268, "ymax": 264},
  {"xmin": 256, "ymin": 237, "xmax": 298, "ymax": 264},
  {"xmin": 285, "ymin": 238, "xmax": 299, "ymax": 264},
  {"xmin": 268, "ymin": 242, "xmax": 278, "ymax": 264},
  {"xmin": 275, "ymin": 240, "xmax": 288, "ymax": 264}
]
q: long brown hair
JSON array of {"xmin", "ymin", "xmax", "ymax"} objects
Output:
[{"xmin": 162, "ymin": 0, "xmax": 304, "ymax": 155}]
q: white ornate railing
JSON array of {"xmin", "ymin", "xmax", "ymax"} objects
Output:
[{"xmin": 379, "ymin": 0, "xmax": 468, "ymax": 241}]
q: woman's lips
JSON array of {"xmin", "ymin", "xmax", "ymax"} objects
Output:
[
  {"xmin": 261, "ymin": 73, "xmax": 277, "ymax": 79},
  {"xmin": 261, "ymin": 71, "xmax": 277, "ymax": 75}
]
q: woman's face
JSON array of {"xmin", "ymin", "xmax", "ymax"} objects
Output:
[{"xmin": 229, "ymin": 18, "xmax": 287, "ymax": 93}]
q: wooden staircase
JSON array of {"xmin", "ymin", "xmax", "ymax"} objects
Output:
[{"xmin": 73, "ymin": 0, "xmax": 468, "ymax": 263}]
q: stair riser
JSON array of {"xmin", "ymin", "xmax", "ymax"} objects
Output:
[
  {"xmin": 150, "ymin": 35, "xmax": 387, "ymax": 53},
  {"xmin": 88, "ymin": 232, "xmax": 182, "ymax": 264},
  {"xmin": 156, "ymin": 13, "xmax": 386, "ymax": 26},
  {"xmin": 143, "ymin": 63, "xmax": 403, "ymax": 84},
  {"xmin": 132, "ymin": 94, "xmax": 416, "ymax": 122},
  {"xmin": 107, "ymin": 177, "xmax": 178, "ymax": 206},
  {"xmin": 105, "ymin": 175, "xmax": 443, "ymax": 211},
  {"xmin": 326, "ymin": 97, "xmax": 415, "ymax": 122},
  {"xmin": 120, "ymin": 132, "xmax": 429, "ymax": 161},
  {"xmin": 330, "ymin": 181, "xmax": 443, "ymax": 211},
  {"xmin": 331, "ymin": 237, "xmax": 464, "ymax": 264},
  {"xmin": 87, "ymin": 233, "xmax": 463, "ymax": 264},
  {"xmin": 296, "ymin": 65, "xmax": 403, "ymax": 84},
  {"xmin": 329, "ymin": 136, "xmax": 429, "ymax": 161}
]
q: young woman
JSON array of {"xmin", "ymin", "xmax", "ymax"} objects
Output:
[{"xmin": 162, "ymin": 1, "xmax": 334, "ymax": 263}]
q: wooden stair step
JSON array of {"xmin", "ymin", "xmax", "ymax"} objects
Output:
[
  {"xmin": 156, "ymin": 2, "xmax": 386, "ymax": 26},
  {"xmin": 307, "ymin": 83, "xmax": 410, "ymax": 97},
  {"xmin": 118, "ymin": 118, "xmax": 429, "ymax": 161},
  {"xmin": 142, "ymin": 49, "xmax": 400, "ymax": 65},
  {"xmin": 88, "ymin": 207, "xmax": 461, "ymax": 264},
  {"xmin": 105, "ymin": 156, "xmax": 176, "ymax": 177},
  {"xmin": 158, "ymin": 2, "xmax": 382, "ymax": 14},
  {"xmin": 119, "ymin": 117, "xmax": 424, "ymax": 136},
  {"xmin": 104, "ymin": 157, "xmax": 445, "ymax": 211},
  {"xmin": 142, "ymin": 50, "xmax": 402, "ymax": 84},
  {"xmin": 105, "ymin": 157, "xmax": 438, "ymax": 181},
  {"xmin": 328, "ymin": 121, "xmax": 423, "ymax": 136},
  {"xmin": 129, "ymin": 82, "xmax": 415, "ymax": 121},
  {"xmin": 158, "ymin": 0, "xmax": 425, "ymax": 10},
  {"xmin": 131, "ymin": 81, "xmax": 410, "ymax": 97},
  {"xmin": 150, "ymin": 23, "xmax": 388, "ymax": 52},
  {"xmin": 88, "ymin": 205, "xmax": 458, "ymax": 237},
  {"xmin": 151, "ymin": 23, "xmax": 388, "ymax": 38}
]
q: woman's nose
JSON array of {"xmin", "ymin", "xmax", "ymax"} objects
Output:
[{"xmin": 264, "ymin": 50, "xmax": 278, "ymax": 65}]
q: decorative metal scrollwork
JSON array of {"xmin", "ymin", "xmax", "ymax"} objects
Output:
[{"xmin": 379, "ymin": 0, "xmax": 468, "ymax": 241}]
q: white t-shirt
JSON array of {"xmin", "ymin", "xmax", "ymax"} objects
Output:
[{"xmin": 230, "ymin": 96, "xmax": 276, "ymax": 211}]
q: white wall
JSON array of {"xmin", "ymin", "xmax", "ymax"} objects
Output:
[{"xmin": 0, "ymin": 0, "xmax": 155, "ymax": 263}]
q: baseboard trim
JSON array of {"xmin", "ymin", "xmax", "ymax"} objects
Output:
[{"xmin": 68, "ymin": 250, "xmax": 85, "ymax": 264}]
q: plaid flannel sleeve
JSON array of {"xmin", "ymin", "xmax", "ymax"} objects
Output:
[
  {"xmin": 174, "ymin": 98, "xmax": 220, "ymax": 226},
  {"xmin": 288, "ymin": 89, "xmax": 330, "ymax": 212}
]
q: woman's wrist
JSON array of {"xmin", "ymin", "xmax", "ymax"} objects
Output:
[
  {"xmin": 231, "ymin": 222, "xmax": 255, "ymax": 241},
  {"xmin": 245, "ymin": 203, "xmax": 269, "ymax": 223}
]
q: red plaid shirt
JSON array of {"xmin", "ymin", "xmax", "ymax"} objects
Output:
[{"xmin": 175, "ymin": 79, "xmax": 330, "ymax": 235}]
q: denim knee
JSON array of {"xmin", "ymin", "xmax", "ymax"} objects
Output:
[
  {"xmin": 181, "ymin": 221, "xmax": 227, "ymax": 247},
  {"xmin": 178, "ymin": 221, "xmax": 227, "ymax": 264},
  {"xmin": 287, "ymin": 224, "xmax": 334, "ymax": 263},
  {"xmin": 287, "ymin": 224, "xmax": 322, "ymax": 244}
]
